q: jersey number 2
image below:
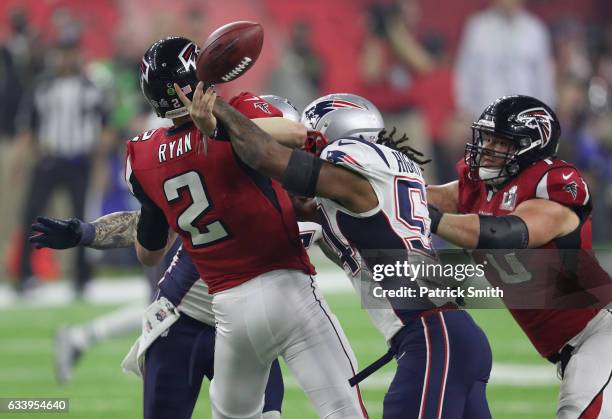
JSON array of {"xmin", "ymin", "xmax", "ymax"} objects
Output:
[{"xmin": 164, "ymin": 171, "xmax": 229, "ymax": 247}]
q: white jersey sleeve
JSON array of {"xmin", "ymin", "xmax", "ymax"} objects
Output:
[
  {"xmin": 321, "ymin": 138, "xmax": 392, "ymax": 184},
  {"xmin": 298, "ymin": 222, "xmax": 322, "ymax": 250},
  {"xmin": 320, "ymin": 137, "xmax": 428, "ymax": 218},
  {"xmin": 314, "ymin": 139, "xmax": 456, "ymax": 338}
]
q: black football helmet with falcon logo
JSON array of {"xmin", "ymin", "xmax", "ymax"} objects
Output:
[
  {"xmin": 465, "ymin": 95, "xmax": 561, "ymax": 184},
  {"xmin": 140, "ymin": 36, "xmax": 200, "ymax": 119}
]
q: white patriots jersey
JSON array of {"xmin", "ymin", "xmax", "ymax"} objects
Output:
[
  {"xmin": 299, "ymin": 219, "xmax": 403, "ymax": 341},
  {"xmin": 298, "ymin": 222, "xmax": 322, "ymax": 250},
  {"xmin": 316, "ymin": 138, "xmax": 449, "ymax": 333},
  {"xmin": 158, "ymin": 245, "xmax": 215, "ymax": 327},
  {"xmin": 317, "ymin": 137, "xmax": 433, "ymax": 267}
]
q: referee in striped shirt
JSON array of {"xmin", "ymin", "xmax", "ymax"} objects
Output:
[{"xmin": 14, "ymin": 31, "xmax": 112, "ymax": 295}]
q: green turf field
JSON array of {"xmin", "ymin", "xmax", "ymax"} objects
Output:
[{"xmin": 0, "ymin": 287, "xmax": 558, "ymax": 419}]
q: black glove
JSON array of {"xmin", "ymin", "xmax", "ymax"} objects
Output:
[
  {"xmin": 428, "ymin": 204, "xmax": 443, "ymax": 234},
  {"xmin": 29, "ymin": 216, "xmax": 95, "ymax": 249}
]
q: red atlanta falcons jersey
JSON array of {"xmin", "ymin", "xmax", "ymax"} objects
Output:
[
  {"xmin": 125, "ymin": 93, "xmax": 314, "ymax": 294},
  {"xmin": 457, "ymin": 158, "xmax": 599, "ymax": 357}
]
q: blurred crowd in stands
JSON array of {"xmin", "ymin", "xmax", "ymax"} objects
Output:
[{"xmin": 0, "ymin": 0, "xmax": 611, "ymax": 284}]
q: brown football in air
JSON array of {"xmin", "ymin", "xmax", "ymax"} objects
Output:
[{"xmin": 196, "ymin": 21, "xmax": 264, "ymax": 85}]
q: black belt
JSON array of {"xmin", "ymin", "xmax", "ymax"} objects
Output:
[
  {"xmin": 546, "ymin": 344, "xmax": 575, "ymax": 379},
  {"xmin": 349, "ymin": 323, "xmax": 413, "ymax": 387},
  {"xmin": 349, "ymin": 348, "xmax": 395, "ymax": 387}
]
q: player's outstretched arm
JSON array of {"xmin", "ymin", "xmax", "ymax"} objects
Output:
[
  {"xmin": 426, "ymin": 181, "xmax": 459, "ymax": 213},
  {"xmin": 251, "ymin": 117, "xmax": 306, "ymax": 148},
  {"xmin": 30, "ymin": 211, "xmax": 141, "ymax": 250},
  {"xmin": 211, "ymin": 98, "xmax": 378, "ymax": 213},
  {"xmin": 91, "ymin": 211, "xmax": 140, "ymax": 248},
  {"xmin": 429, "ymin": 198, "xmax": 579, "ymax": 249}
]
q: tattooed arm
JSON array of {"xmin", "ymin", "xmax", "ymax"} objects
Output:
[
  {"xmin": 90, "ymin": 210, "xmax": 140, "ymax": 249},
  {"xmin": 211, "ymin": 99, "xmax": 377, "ymax": 213},
  {"xmin": 30, "ymin": 210, "xmax": 178, "ymax": 259},
  {"xmin": 30, "ymin": 211, "xmax": 140, "ymax": 250}
]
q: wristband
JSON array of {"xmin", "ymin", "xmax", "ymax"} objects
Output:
[
  {"xmin": 79, "ymin": 221, "xmax": 96, "ymax": 246},
  {"xmin": 428, "ymin": 204, "xmax": 443, "ymax": 234}
]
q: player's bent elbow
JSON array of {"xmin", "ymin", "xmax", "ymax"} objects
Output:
[
  {"xmin": 135, "ymin": 243, "xmax": 165, "ymax": 267},
  {"xmin": 427, "ymin": 182, "xmax": 459, "ymax": 213}
]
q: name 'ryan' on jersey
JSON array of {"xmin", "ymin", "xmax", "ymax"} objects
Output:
[{"xmin": 124, "ymin": 93, "xmax": 314, "ymax": 293}]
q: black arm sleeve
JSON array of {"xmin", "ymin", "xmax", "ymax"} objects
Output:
[
  {"xmin": 137, "ymin": 204, "xmax": 169, "ymax": 251},
  {"xmin": 281, "ymin": 149, "xmax": 323, "ymax": 198},
  {"xmin": 477, "ymin": 215, "xmax": 529, "ymax": 249},
  {"xmin": 130, "ymin": 174, "xmax": 169, "ymax": 251}
]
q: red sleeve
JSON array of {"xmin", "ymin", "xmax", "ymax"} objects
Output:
[
  {"xmin": 229, "ymin": 92, "xmax": 282, "ymax": 119},
  {"xmin": 535, "ymin": 166, "xmax": 590, "ymax": 210},
  {"xmin": 456, "ymin": 159, "xmax": 472, "ymax": 214}
]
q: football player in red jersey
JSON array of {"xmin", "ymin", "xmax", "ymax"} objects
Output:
[
  {"xmin": 425, "ymin": 95, "xmax": 612, "ymax": 418},
  {"xmin": 128, "ymin": 37, "xmax": 366, "ymax": 419}
]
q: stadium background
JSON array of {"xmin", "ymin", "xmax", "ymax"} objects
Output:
[{"xmin": 0, "ymin": 0, "xmax": 611, "ymax": 417}]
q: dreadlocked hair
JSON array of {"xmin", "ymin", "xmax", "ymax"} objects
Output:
[{"xmin": 376, "ymin": 127, "xmax": 431, "ymax": 166}]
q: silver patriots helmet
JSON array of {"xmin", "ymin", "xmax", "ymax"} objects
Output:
[{"xmin": 300, "ymin": 93, "xmax": 384, "ymax": 142}]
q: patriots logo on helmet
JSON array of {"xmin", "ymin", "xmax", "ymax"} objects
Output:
[
  {"xmin": 178, "ymin": 42, "xmax": 199, "ymax": 73},
  {"xmin": 563, "ymin": 181, "xmax": 578, "ymax": 200},
  {"xmin": 516, "ymin": 107, "xmax": 554, "ymax": 147},
  {"xmin": 304, "ymin": 100, "xmax": 367, "ymax": 130}
]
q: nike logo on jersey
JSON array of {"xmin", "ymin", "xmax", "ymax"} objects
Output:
[
  {"xmin": 562, "ymin": 172, "xmax": 573, "ymax": 180},
  {"xmin": 337, "ymin": 140, "xmax": 356, "ymax": 146}
]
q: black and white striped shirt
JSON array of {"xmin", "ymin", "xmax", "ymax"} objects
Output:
[{"xmin": 18, "ymin": 74, "xmax": 108, "ymax": 157}]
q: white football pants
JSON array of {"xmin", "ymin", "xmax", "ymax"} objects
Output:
[
  {"xmin": 209, "ymin": 269, "xmax": 366, "ymax": 419},
  {"xmin": 558, "ymin": 310, "xmax": 612, "ymax": 419}
]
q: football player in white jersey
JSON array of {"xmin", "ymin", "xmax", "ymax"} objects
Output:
[{"xmin": 212, "ymin": 93, "xmax": 493, "ymax": 418}]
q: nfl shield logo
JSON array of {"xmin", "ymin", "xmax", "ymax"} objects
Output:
[
  {"xmin": 500, "ymin": 185, "xmax": 518, "ymax": 211},
  {"xmin": 155, "ymin": 310, "xmax": 167, "ymax": 322}
]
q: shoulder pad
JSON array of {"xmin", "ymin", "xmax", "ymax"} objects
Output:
[
  {"xmin": 321, "ymin": 137, "xmax": 392, "ymax": 172},
  {"xmin": 229, "ymin": 92, "xmax": 282, "ymax": 119},
  {"xmin": 535, "ymin": 165, "xmax": 590, "ymax": 208},
  {"xmin": 298, "ymin": 222, "xmax": 322, "ymax": 250},
  {"xmin": 128, "ymin": 128, "xmax": 160, "ymax": 143}
]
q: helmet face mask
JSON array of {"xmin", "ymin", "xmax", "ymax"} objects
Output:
[
  {"xmin": 465, "ymin": 95, "xmax": 561, "ymax": 186},
  {"xmin": 465, "ymin": 128, "xmax": 520, "ymax": 185},
  {"xmin": 140, "ymin": 37, "xmax": 200, "ymax": 119}
]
